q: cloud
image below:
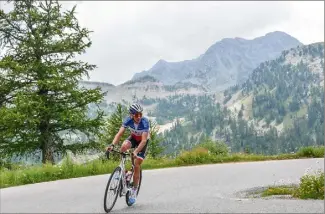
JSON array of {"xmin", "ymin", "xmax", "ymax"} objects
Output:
[
  {"xmin": 1, "ymin": 1, "xmax": 324, "ymax": 85},
  {"xmin": 70, "ymin": 1, "xmax": 299, "ymax": 85}
]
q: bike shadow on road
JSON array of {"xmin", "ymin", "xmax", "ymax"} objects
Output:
[{"xmin": 104, "ymin": 203, "xmax": 146, "ymax": 213}]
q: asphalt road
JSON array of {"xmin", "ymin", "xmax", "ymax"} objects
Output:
[{"xmin": 1, "ymin": 158, "xmax": 324, "ymax": 213}]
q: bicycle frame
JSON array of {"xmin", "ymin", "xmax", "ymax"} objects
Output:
[
  {"xmin": 106, "ymin": 148, "xmax": 135, "ymax": 196},
  {"xmin": 104, "ymin": 147, "xmax": 143, "ymax": 212}
]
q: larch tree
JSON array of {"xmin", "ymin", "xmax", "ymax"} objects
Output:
[{"xmin": 0, "ymin": 0, "xmax": 106, "ymax": 164}]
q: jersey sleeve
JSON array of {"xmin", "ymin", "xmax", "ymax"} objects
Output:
[
  {"xmin": 122, "ymin": 117, "xmax": 131, "ymax": 128},
  {"xmin": 142, "ymin": 118, "xmax": 150, "ymax": 132}
]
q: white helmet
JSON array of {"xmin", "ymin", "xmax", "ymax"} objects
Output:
[{"xmin": 129, "ymin": 103, "xmax": 143, "ymax": 114}]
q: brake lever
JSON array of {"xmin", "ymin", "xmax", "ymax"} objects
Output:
[{"xmin": 105, "ymin": 150, "xmax": 110, "ymax": 159}]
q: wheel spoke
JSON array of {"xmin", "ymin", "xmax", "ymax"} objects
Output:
[{"xmin": 104, "ymin": 167, "xmax": 122, "ymax": 212}]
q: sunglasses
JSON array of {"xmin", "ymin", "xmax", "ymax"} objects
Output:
[{"xmin": 132, "ymin": 112, "xmax": 142, "ymax": 117}]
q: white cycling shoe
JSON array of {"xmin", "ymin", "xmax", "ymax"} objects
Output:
[{"xmin": 128, "ymin": 187, "xmax": 138, "ymax": 205}]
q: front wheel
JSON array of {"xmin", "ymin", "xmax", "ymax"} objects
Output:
[
  {"xmin": 104, "ymin": 166, "xmax": 122, "ymax": 213},
  {"xmin": 125, "ymin": 169, "xmax": 142, "ymax": 206}
]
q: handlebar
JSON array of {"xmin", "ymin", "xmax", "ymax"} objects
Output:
[{"xmin": 105, "ymin": 148, "xmax": 132, "ymax": 159}]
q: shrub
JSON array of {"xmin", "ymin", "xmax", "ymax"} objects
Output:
[
  {"xmin": 175, "ymin": 147, "xmax": 213, "ymax": 165},
  {"xmin": 195, "ymin": 138, "xmax": 229, "ymax": 156},
  {"xmin": 296, "ymin": 146, "xmax": 324, "ymax": 158},
  {"xmin": 294, "ymin": 170, "xmax": 324, "ymax": 200}
]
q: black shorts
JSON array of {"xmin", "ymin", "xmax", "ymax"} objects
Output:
[{"xmin": 125, "ymin": 136, "xmax": 149, "ymax": 160}]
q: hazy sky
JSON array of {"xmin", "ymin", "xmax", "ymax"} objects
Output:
[{"xmin": 1, "ymin": 1, "xmax": 324, "ymax": 85}]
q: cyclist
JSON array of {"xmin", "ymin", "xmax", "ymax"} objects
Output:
[{"xmin": 106, "ymin": 103, "xmax": 150, "ymax": 205}]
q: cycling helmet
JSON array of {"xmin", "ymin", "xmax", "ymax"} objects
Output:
[{"xmin": 129, "ymin": 103, "xmax": 143, "ymax": 114}]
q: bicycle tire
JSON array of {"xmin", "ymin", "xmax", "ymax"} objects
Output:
[
  {"xmin": 125, "ymin": 168, "xmax": 142, "ymax": 206},
  {"xmin": 103, "ymin": 166, "xmax": 122, "ymax": 213},
  {"xmin": 137, "ymin": 169, "xmax": 143, "ymax": 196}
]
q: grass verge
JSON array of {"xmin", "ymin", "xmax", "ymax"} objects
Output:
[
  {"xmin": 0, "ymin": 145, "xmax": 324, "ymax": 189},
  {"xmin": 261, "ymin": 185, "xmax": 297, "ymax": 197},
  {"xmin": 260, "ymin": 170, "xmax": 324, "ymax": 200}
]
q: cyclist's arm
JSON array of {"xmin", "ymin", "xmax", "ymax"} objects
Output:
[
  {"xmin": 111, "ymin": 126, "xmax": 126, "ymax": 146},
  {"xmin": 134, "ymin": 131, "xmax": 148, "ymax": 153}
]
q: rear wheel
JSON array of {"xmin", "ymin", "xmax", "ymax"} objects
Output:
[
  {"xmin": 104, "ymin": 167, "xmax": 122, "ymax": 213},
  {"xmin": 137, "ymin": 169, "xmax": 143, "ymax": 196},
  {"xmin": 125, "ymin": 169, "xmax": 142, "ymax": 206}
]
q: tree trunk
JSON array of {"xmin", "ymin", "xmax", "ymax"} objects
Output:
[
  {"xmin": 42, "ymin": 144, "xmax": 54, "ymax": 164},
  {"xmin": 38, "ymin": 83, "xmax": 53, "ymax": 164},
  {"xmin": 40, "ymin": 116, "xmax": 53, "ymax": 164}
]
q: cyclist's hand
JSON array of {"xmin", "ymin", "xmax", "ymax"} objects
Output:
[
  {"xmin": 132, "ymin": 150, "xmax": 138, "ymax": 159},
  {"xmin": 106, "ymin": 144, "xmax": 114, "ymax": 152}
]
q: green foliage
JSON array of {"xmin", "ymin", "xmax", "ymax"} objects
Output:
[
  {"xmin": 223, "ymin": 85, "xmax": 239, "ymax": 97},
  {"xmin": 246, "ymin": 43, "xmax": 323, "ymax": 125},
  {"xmin": 294, "ymin": 170, "xmax": 324, "ymax": 200},
  {"xmin": 0, "ymin": 0, "xmax": 105, "ymax": 163},
  {"xmin": 99, "ymin": 104, "xmax": 129, "ymax": 160},
  {"xmin": 175, "ymin": 147, "xmax": 214, "ymax": 165},
  {"xmin": 225, "ymin": 43, "xmax": 324, "ymax": 129},
  {"xmin": 0, "ymin": 146, "xmax": 320, "ymax": 188},
  {"xmin": 296, "ymin": 146, "xmax": 324, "ymax": 158},
  {"xmin": 162, "ymin": 88, "xmax": 324, "ymax": 156},
  {"xmin": 261, "ymin": 186, "xmax": 296, "ymax": 197},
  {"xmin": 161, "ymin": 95, "xmax": 231, "ymax": 156},
  {"xmin": 100, "ymin": 104, "xmax": 129, "ymax": 145},
  {"xmin": 160, "ymin": 42, "xmax": 324, "ymax": 156},
  {"xmin": 153, "ymin": 94, "xmax": 197, "ymax": 121},
  {"xmin": 261, "ymin": 170, "xmax": 324, "ymax": 200},
  {"xmin": 0, "ymin": 154, "xmax": 119, "ymax": 188},
  {"xmin": 146, "ymin": 94, "xmax": 220, "ymax": 126},
  {"xmin": 138, "ymin": 96, "xmax": 158, "ymax": 106},
  {"xmin": 147, "ymin": 120, "xmax": 165, "ymax": 159},
  {"xmin": 195, "ymin": 138, "xmax": 229, "ymax": 156}
]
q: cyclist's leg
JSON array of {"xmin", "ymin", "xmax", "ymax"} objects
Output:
[
  {"xmin": 133, "ymin": 139, "xmax": 149, "ymax": 188},
  {"xmin": 128, "ymin": 139, "xmax": 149, "ymax": 203},
  {"xmin": 135, "ymin": 139, "xmax": 149, "ymax": 160},
  {"xmin": 120, "ymin": 136, "xmax": 132, "ymax": 153}
]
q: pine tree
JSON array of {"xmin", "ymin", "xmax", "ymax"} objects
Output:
[{"xmin": 0, "ymin": 0, "xmax": 105, "ymax": 163}]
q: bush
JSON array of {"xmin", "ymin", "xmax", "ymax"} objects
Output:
[
  {"xmin": 294, "ymin": 170, "xmax": 324, "ymax": 200},
  {"xmin": 175, "ymin": 147, "xmax": 213, "ymax": 165},
  {"xmin": 195, "ymin": 138, "xmax": 229, "ymax": 156},
  {"xmin": 296, "ymin": 146, "xmax": 324, "ymax": 158},
  {"xmin": 260, "ymin": 171, "xmax": 324, "ymax": 200}
]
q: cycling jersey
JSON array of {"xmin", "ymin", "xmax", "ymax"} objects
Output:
[{"xmin": 122, "ymin": 116, "xmax": 150, "ymax": 142}]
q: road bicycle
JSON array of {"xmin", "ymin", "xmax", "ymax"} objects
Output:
[{"xmin": 103, "ymin": 147, "xmax": 143, "ymax": 213}]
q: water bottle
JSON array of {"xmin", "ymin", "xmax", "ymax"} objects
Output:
[{"xmin": 125, "ymin": 171, "xmax": 132, "ymax": 182}]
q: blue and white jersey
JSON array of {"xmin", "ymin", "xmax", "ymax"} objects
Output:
[{"xmin": 122, "ymin": 116, "xmax": 150, "ymax": 141}]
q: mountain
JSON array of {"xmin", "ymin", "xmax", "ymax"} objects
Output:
[
  {"xmin": 132, "ymin": 31, "xmax": 303, "ymax": 91},
  {"xmin": 225, "ymin": 42, "xmax": 324, "ymax": 129},
  {"xmin": 79, "ymin": 80, "xmax": 115, "ymax": 91},
  {"xmin": 78, "ymin": 75, "xmax": 207, "ymax": 111},
  {"xmin": 159, "ymin": 42, "xmax": 324, "ymax": 156}
]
